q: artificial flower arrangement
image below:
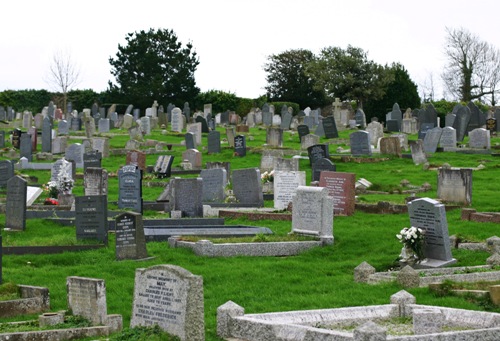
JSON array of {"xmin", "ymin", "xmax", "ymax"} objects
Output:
[
  {"xmin": 396, "ymin": 226, "xmax": 425, "ymax": 263},
  {"xmin": 42, "ymin": 161, "xmax": 74, "ymax": 204},
  {"xmin": 261, "ymin": 170, "xmax": 274, "ymax": 183}
]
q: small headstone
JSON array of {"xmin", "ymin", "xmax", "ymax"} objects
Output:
[
  {"xmin": 468, "ymin": 128, "xmax": 490, "ymax": 149},
  {"xmin": 130, "ymin": 265, "xmax": 204, "ymax": 341},
  {"xmin": 266, "ymin": 127, "xmax": 283, "ymax": 147},
  {"xmin": 301, "ymin": 134, "xmax": 320, "ymax": 150},
  {"xmin": 98, "ymin": 118, "xmax": 110, "ymax": 133},
  {"xmin": 225, "ymin": 126, "xmax": 236, "ymax": 147},
  {"xmin": 234, "ymin": 135, "xmax": 246, "ymax": 157},
  {"xmin": 115, "ymin": 212, "xmax": 148, "ymax": 260},
  {"xmin": 273, "ymin": 157, "xmax": 299, "ymax": 172},
  {"xmin": 126, "ymin": 150, "xmax": 146, "ymax": 171},
  {"xmin": 83, "ymin": 150, "xmax": 102, "ymax": 171},
  {"xmin": 297, "ymin": 125, "xmax": 310, "ymax": 142},
  {"xmin": 66, "ymin": 276, "xmax": 108, "ymax": 325},
  {"xmin": 232, "ymin": 168, "xmax": 264, "ymax": 206},
  {"xmin": 84, "ymin": 167, "xmax": 108, "ymax": 196},
  {"xmin": 6, "ymin": 176, "xmax": 27, "ymax": 230},
  {"xmin": 154, "ymin": 155, "xmax": 174, "ymax": 178},
  {"xmin": 58, "ymin": 120, "xmax": 69, "ymax": 135},
  {"xmin": 408, "ymin": 197, "xmax": 457, "ymax": 267},
  {"xmin": 200, "ymin": 168, "xmax": 227, "ymax": 202},
  {"xmin": 70, "ymin": 117, "xmax": 82, "ymax": 131},
  {"xmin": 307, "ymin": 144, "xmax": 329, "ymax": 166},
  {"xmin": 273, "ymin": 171, "xmax": 306, "ymax": 209},
  {"xmin": 118, "ymin": 165, "xmax": 143, "ymax": 213},
  {"xmin": 312, "ymin": 158, "xmax": 336, "ymax": 182},
  {"xmin": 349, "ymin": 131, "xmax": 372, "ymax": 156},
  {"xmin": 75, "ymin": 195, "xmax": 108, "ymax": 244},
  {"xmin": 486, "ymin": 117, "xmax": 496, "ymax": 133},
  {"xmin": 172, "ymin": 178, "xmax": 203, "ymax": 217},
  {"xmin": 195, "ymin": 115, "xmax": 209, "ymax": 133},
  {"xmin": 410, "ymin": 140, "xmax": 428, "ymax": 165},
  {"xmin": 319, "ymin": 171, "xmax": 356, "ymax": 216},
  {"xmin": 439, "ymin": 126, "xmax": 457, "ymax": 151},
  {"xmin": 206, "ymin": 162, "xmax": 231, "ymax": 181},
  {"xmin": 292, "ymin": 186, "xmax": 334, "ymax": 241},
  {"xmin": 207, "ymin": 131, "xmax": 221, "ymax": 154},
  {"xmin": 379, "ymin": 137, "xmax": 401, "ymax": 157},
  {"xmin": 437, "ymin": 168, "xmax": 472, "ymax": 205}
]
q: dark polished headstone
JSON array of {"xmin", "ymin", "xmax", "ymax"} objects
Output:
[
  {"xmin": 172, "ymin": 177, "xmax": 203, "ymax": 217},
  {"xmin": 234, "ymin": 135, "xmax": 246, "ymax": 157},
  {"xmin": 312, "ymin": 158, "xmax": 336, "ymax": 182},
  {"xmin": 75, "ymin": 195, "xmax": 108, "ymax": 244},
  {"xmin": 20, "ymin": 133, "xmax": 32, "ymax": 161},
  {"xmin": 115, "ymin": 212, "xmax": 148, "ymax": 260},
  {"xmin": 207, "ymin": 131, "xmax": 221, "ymax": 154},
  {"xmin": 6, "ymin": 176, "xmax": 27, "ymax": 230},
  {"xmin": 350, "ymin": 131, "xmax": 372, "ymax": 156},
  {"xmin": 322, "ymin": 116, "xmax": 338, "ymax": 139},
  {"xmin": 153, "ymin": 155, "xmax": 174, "ymax": 178},
  {"xmin": 307, "ymin": 144, "xmax": 329, "ymax": 166},
  {"xmin": 118, "ymin": 165, "xmax": 143, "ymax": 213},
  {"xmin": 297, "ymin": 125, "xmax": 310, "ymax": 142},
  {"xmin": 83, "ymin": 150, "xmax": 102, "ymax": 172}
]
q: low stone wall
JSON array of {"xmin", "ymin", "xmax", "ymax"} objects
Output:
[
  {"xmin": 0, "ymin": 326, "xmax": 110, "ymax": 341},
  {"xmin": 0, "ymin": 285, "xmax": 50, "ymax": 318},
  {"xmin": 461, "ymin": 208, "xmax": 500, "ymax": 223},
  {"xmin": 169, "ymin": 238, "xmax": 324, "ymax": 257},
  {"xmin": 218, "ymin": 209, "xmax": 292, "ymax": 221}
]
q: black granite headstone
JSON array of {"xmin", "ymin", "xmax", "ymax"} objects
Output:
[
  {"xmin": 307, "ymin": 144, "xmax": 329, "ymax": 166},
  {"xmin": 297, "ymin": 125, "xmax": 310, "ymax": 142},
  {"xmin": 12, "ymin": 128, "xmax": 22, "ymax": 149},
  {"xmin": 207, "ymin": 131, "xmax": 221, "ymax": 154},
  {"xmin": 195, "ymin": 115, "xmax": 209, "ymax": 133},
  {"xmin": 185, "ymin": 132, "xmax": 196, "ymax": 150},
  {"xmin": 83, "ymin": 150, "xmax": 102, "ymax": 172},
  {"xmin": 350, "ymin": 131, "xmax": 372, "ymax": 156},
  {"xmin": 118, "ymin": 165, "xmax": 143, "ymax": 213},
  {"xmin": 234, "ymin": 135, "xmax": 246, "ymax": 157},
  {"xmin": 115, "ymin": 212, "xmax": 147, "ymax": 260},
  {"xmin": 75, "ymin": 195, "xmax": 108, "ymax": 244},
  {"xmin": 6, "ymin": 176, "xmax": 27, "ymax": 230},
  {"xmin": 312, "ymin": 158, "xmax": 336, "ymax": 182},
  {"xmin": 232, "ymin": 168, "xmax": 264, "ymax": 206},
  {"xmin": 322, "ymin": 116, "xmax": 338, "ymax": 139}
]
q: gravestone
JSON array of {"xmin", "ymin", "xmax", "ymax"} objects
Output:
[
  {"xmin": 232, "ymin": 168, "xmax": 264, "ymax": 206},
  {"xmin": 186, "ymin": 122, "xmax": 202, "ymax": 146},
  {"xmin": 292, "ymin": 186, "xmax": 334, "ymax": 241},
  {"xmin": 301, "ymin": 134, "xmax": 320, "ymax": 150},
  {"xmin": 410, "ymin": 140, "xmax": 428, "ymax": 165},
  {"xmin": 452, "ymin": 105, "xmax": 471, "ymax": 141},
  {"xmin": 20, "ymin": 133, "xmax": 32, "ymax": 161},
  {"xmin": 408, "ymin": 197, "xmax": 457, "ymax": 267},
  {"xmin": 226, "ymin": 126, "xmax": 236, "ymax": 147},
  {"xmin": 0, "ymin": 160, "xmax": 14, "ymax": 187},
  {"xmin": 172, "ymin": 178, "xmax": 203, "ymax": 217},
  {"xmin": 98, "ymin": 118, "xmax": 110, "ymax": 133},
  {"xmin": 365, "ymin": 121, "xmax": 384, "ymax": 146},
  {"xmin": 355, "ymin": 109, "xmax": 366, "ymax": 129},
  {"xmin": 266, "ymin": 127, "xmax": 283, "ymax": 147},
  {"xmin": 486, "ymin": 117, "xmax": 496, "ymax": 134},
  {"xmin": 468, "ymin": 128, "xmax": 490, "ymax": 149},
  {"xmin": 273, "ymin": 157, "xmax": 299, "ymax": 172},
  {"xmin": 65, "ymin": 143, "xmax": 84, "ymax": 168},
  {"xmin": 322, "ymin": 116, "xmax": 339, "ymax": 138},
  {"xmin": 91, "ymin": 137, "xmax": 110, "ymax": 158},
  {"xmin": 418, "ymin": 122, "xmax": 435, "ymax": 141},
  {"xmin": 467, "ymin": 101, "xmax": 483, "ymax": 132},
  {"xmin": 207, "ymin": 131, "xmax": 221, "ymax": 154},
  {"xmin": 131, "ymin": 265, "xmax": 204, "ymax": 341},
  {"xmin": 58, "ymin": 120, "xmax": 69, "ymax": 135},
  {"xmin": 171, "ymin": 108, "xmax": 184, "ymax": 133},
  {"xmin": 84, "ymin": 167, "xmax": 108, "ymax": 196},
  {"xmin": 495, "ymin": 108, "xmax": 500, "ymax": 133},
  {"xmin": 314, "ymin": 119, "xmax": 325, "ymax": 137},
  {"xmin": 439, "ymin": 126, "xmax": 457, "ymax": 151},
  {"xmin": 307, "ymin": 144, "xmax": 329, "ymax": 165},
  {"xmin": 118, "ymin": 165, "xmax": 143, "ymax": 213},
  {"xmin": 28, "ymin": 127, "xmax": 37, "ymax": 151},
  {"xmin": 379, "ymin": 137, "xmax": 402, "ymax": 157},
  {"xmin": 280, "ymin": 112, "xmax": 292, "ymax": 130},
  {"xmin": 195, "ymin": 115, "xmax": 209, "ymax": 133},
  {"xmin": 126, "ymin": 150, "xmax": 146, "ymax": 171},
  {"xmin": 445, "ymin": 113, "xmax": 456, "ymax": 127},
  {"xmin": 234, "ymin": 135, "xmax": 246, "ymax": 157},
  {"xmin": 51, "ymin": 158, "xmax": 73, "ymax": 183},
  {"xmin": 154, "ymin": 155, "xmax": 174, "ymax": 178},
  {"xmin": 260, "ymin": 149, "xmax": 284, "ymax": 172},
  {"xmin": 437, "ymin": 168, "xmax": 472, "ymax": 205},
  {"xmin": 185, "ymin": 132, "xmax": 196, "ymax": 150},
  {"xmin": 51, "ymin": 136, "xmax": 68, "ymax": 154},
  {"xmin": 297, "ymin": 125, "xmax": 310, "ymax": 142},
  {"xmin": 419, "ymin": 104, "xmax": 438, "ymax": 128},
  {"xmin": 182, "ymin": 149, "xmax": 202, "ymax": 168},
  {"xmin": 312, "ymin": 158, "xmax": 336, "ymax": 182},
  {"xmin": 0, "ymin": 236, "xmax": 2, "ymax": 284},
  {"xmin": 6, "ymin": 176, "xmax": 27, "ymax": 230},
  {"xmin": 122, "ymin": 114, "xmax": 134, "ymax": 130},
  {"xmin": 319, "ymin": 171, "xmax": 356, "ymax": 216},
  {"xmin": 83, "ymin": 150, "xmax": 102, "ymax": 171},
  {"xmin": 75, "ymin": 195, "xmax": 108, "ymax": 244},
  {"xmin": 70, "ymin": 117, "xmax": 82, "ymax": 131},
  {"xmin": 273, "ymin": 171, "xmax": 306, "ymax": 209},
  {"xmin": 0, "ymin": 130, "xmax": 4, "ymax": 148},
  {"xmin": 115, "ymin": 212, "xmax": 148, "ymax": 261},
  {"xmin": 388, "ymin": 103, "xmax": 403, "ymax": 130},
  {"xmin": 220, "ymin": 111, "xmax": 230, "ymax": 125},
  {"xmin": 206, "ymin": 162, "xmax": 231, "ymax": 181},
  {"xmin": 272, "ymin": 114, "xmax": 281, "ymax": 126},
  {"xmin": 423, "ymin": 127, "xmax": 442, "ymax": 153},
  {"xmin": 350, "ymin": 131, "xmax": 372, "ymax": 156},
  {"xmin": 66, "ymin": 276, "xmax": 108, "ymax": 325},
  {"xmin": 200, "ymin": 168, "xmax": 227, "ymax": 202}
]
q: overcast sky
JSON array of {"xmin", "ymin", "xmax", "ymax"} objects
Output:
[{"xmin": 1, "ymin": 0, "xmax": 499, "ymax": 103}]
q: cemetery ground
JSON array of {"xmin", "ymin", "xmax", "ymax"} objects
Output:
[{"xmin": 1, "ymin": 126, "xmax": 500, "ymax": 340}]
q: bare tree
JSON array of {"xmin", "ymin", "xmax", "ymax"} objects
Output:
[
  {"xmin": 45, "ymin": 49, "xmax": 81, "ymax": 112},
  {"xmin": 441, "ymin": 27, "xmax": 500, "ymax": 104},
  {"xmin": 420, "ymin": 72, "xmax": 436, "ymax": 102}
]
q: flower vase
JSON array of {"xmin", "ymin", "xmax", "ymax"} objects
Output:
[
  {"xmin": 262, "ymin": 181, "xmax": 274, "ymax": 194},
  {"xmin": 400, "ymin": 246, "xmax": 418, "ymax": 265}
]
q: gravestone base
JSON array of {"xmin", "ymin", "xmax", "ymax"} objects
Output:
[{"xmin": 411, "ymin": 257, "xmax": 457, "ymax": 269}]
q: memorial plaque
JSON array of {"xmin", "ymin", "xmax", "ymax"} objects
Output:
[
  {"xmin": 349, "ymin": 131, "xmax": 372, "ymax": 156},
  {"xmin": 207, "ymin": 130, "xmax": 221, "ymax": 154},
  {"xmin": 131, "ymin": 265, "xmax": 204, "ymax": 341},
  {"xmin": 232, "ymin": 168, "xmax": 264, "ymax": 206},
  {"xmin": 319, "ymin": 171, "xmax": 356, "ymax": 216},
  {"xmin": 115, "ymin": 212, "xmax": 147, "ymax": 260},
  {"xmin": 66, "ymin": 276, "xmax": 107, "ymax": 325},
  {"xmin": 118, "ymin": 165, "xmax": 143, "ymax": 213},
  {"xmin": 312, "ymin": 158, "xmax": 336, "ymax": 182},
  {"xmin": 84, "ymin": 167, "xmax": 108, "ymax": 196},
  {"xmin": 172, "ymin": 178, "xmax": 203, "ymax": 217},
  {"xmin": 200, "ymin": 168, "xmax": 227, "ymax": 202},
  {"xmin": 273, "ymin": 171, "xmax": 306, "ymax": 210},
  {"xmin": 75, "ymin": 195, "xmax": 108, "ymax": 244},
  {"xmin": 6, "ymin": 176, "xmax": 27, "ymax": 230},
  {"xmin": 408, "ymin": 197, "xmax": 456, "ymax": 266},
  {"xmin": 307, "ymin": 144, "xmax": 329, "ymax": 165},
  {"xmin": 234, "ymin": 135, "xmax": 246, "ymax": 157}
]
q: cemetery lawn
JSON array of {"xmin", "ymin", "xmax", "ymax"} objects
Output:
[{"xmin": 2, "ymin": 127, "xmax": 500, "ymax": 340}]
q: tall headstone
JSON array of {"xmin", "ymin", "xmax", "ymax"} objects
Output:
[
  {"xmin": 172, "ymin": 178, "xmax": 203, "ymax": 217},
  {"xmin": 75, "ymin": 195, "xmax": 108, "ymax": 244},
  {"xmin": 232, "ymin": 168, "xmax": 264, "ymax": 206},
  {"xmin": 115, "ymin": 212, "xmax": 148, "ymax": 261},
  {"xmin": 41, "ymin": 116, "xmax": 52, "ymax": 153},
  {"xmin": 273, "ymin": 171, "xmax": 306, "ymax": 209},
  {"xmin": 292, "ymin": 186, "xmax": 334, "ymax": 241},
  {"xmin": 200, "ymin": 168, "xmax": 227, "ymax": 202},
  {"xmin": 319, "ymin": 171, "xmax": 356, "ymax": 216},
  {"xmin": 408, "ymin": 198, "xmax": 457, "ymax": 267},
  {"xmin": 84, "ymin": 167, "xmax": 108, "ymax": 196},
  {"xmin": 349, "ymin": 131, "xmax": 372, "ymax": 156},
  {"xmin": 226, "ymin": 126, "xmax": 236, "ymax": 147},
  {"xmin": 234, "ymin": 135, "xmax": 246, "ymax": 157},
  {"xmin": 171, "ymin": 108, "xmax": 184, "ymax": 133},
  {"xmin": 207, "ymin": 131, "xmax": 221, "ymax": 154},
  {"xmin": 365, "ymin": 121, "xmax": 384, "ymax": 146},
  {"xmin": 6, "ymin": 176, "xmax": 27, "ymax": 230},
  {"xmin": 20, "ymin": 133, "xmax": 32, "ymax": 161},
  {"xmin": 118, "ymin": 165, "xmax": 143, "ymax": 213},
  {"xmin": 437, "ymin": 168, "xmax": 472, "ymax": 205},
  {"xmin": 184, "ymin": 132, "xmax": 196, "ymax": 150},
  {"xmin": 131, "ymin": 265, "xmax": 204, "ymax": 341},
  {"xmin": 0, "ymin": 160, "xmax": 14, "ymax": 187}
]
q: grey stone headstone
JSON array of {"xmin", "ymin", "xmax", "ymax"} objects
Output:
[
  {"xmin": 410, "ymin": 140, "xmax": 427, "ymax": 165},
  {"xmin": 232, "ymin": 168, "xmax": 264, "ymax": 206},
  {"xmin": 58, "ymin": 120, "xmax": 69, "ymax": 135},
  {"xmin": 98, "ymin": 118, "xmax": 110, "ymax": 133},
  {"xmin": 292, "ymin": 186, "xmax": 334, "ymax": 239},
  {"xmin": 408, "ymin": 197, "xmax": 456, "ymax": 266},
  {"xmin": 297, "ymin": 125, "xmax": 310, "ymax": 142},
  {"xmin": 234, "ymin": 135, "xmax": 246, "ymax": 157},
  {"xmin": 66, "ymin": 276, "xmax": 108, "ymax": 325},
  {"xmin": 207, "ymin": 131, "xmax": 221, "ymax": 154},
  {"xmin": 153, "ymin": 155, "xmax": 174, "ymax": 178},
  {"xmin": 437, "ymin": 168, "xmax": 472, "ymax": 205},
  {"xmin": 115, "ymin": 212, "xmax": 147, "ymax": 261},
  {"xmin": 420, "ymin": 104, "xmax": 438, "ymax": 128},
  {"xmin": 200, "ymin": 168, "xmax": 227, "ymax": 202},
  {"xmin": 452, "ymin": 105, "xmax": 471, "ymax": 141},
  {"xmin": 130, "ymin": 265, "xmax": 204, "ymax": 340},
  {"xmin": 355, "ymin": 109, "xmax": 366, "ymax": 129},
  {"xmin": 260, "ymin": 149, "xmax": 284, "ymax": 172},
  {"xmin": 262, "ymin": 111, "xmax": 272, "ymax": 126},
  {"xmin": 307, "ymin": 144, "xmax": 329, "ymax": 166},
  {"xmin": 75, "ymin": 195, "xmax": 108, "ymax": 244},
  {"xmin": 83, "ymin": 150, "xmax": 102, "ymax": 172},
  {"xmin": 185, "ymin": 132, "xmax": 196, "ymax": 150},
  {"xmin": 350, "ymin": 131, "xmax": 372, "ymax": 156},
  {"xmin": 468, "ymin": 128, "xmax": 490, "ymax": 149},
  {"xmin": 6, "ymin": 176, "xmax": 27, "ymax": 230},
  {"xmin": 423, "ymin": 127, "xmax": 442, "ymax": 153},
  {"xmin": 183, "ymin": 102, "xmax": 191, "ymax": 122},
  {"xmin": 418, "ymin": 122, "xmax": 435, "ymax": 140},
  {"xmin": 266, "ymin": 127, "xmax": 283, "ymax": 147},
  {"xmin": 70, "ymin": 117, "xmax": 82, "ymax": 131},
  {"xmin": 273, "ymin": 157, "xmax": 299, "ymax": 172},
  {"xmin": 322, "ymin": 116, "xmax": 338, "ymax": 138},
  {"xmin": 65, "ymin": 143, "xmax": 84, "ymax": 168},
  {"xmin": 280, "ymin": 112, "xmax": 292, "ymax": 130},
  {"xmin": 42, "ymin": 117, "xmax": 53, "ymax": 153},
  {"xmin": 494, "ymin": 108, "xmax": 500, "ymax": 133},
  {"xmin": 84, "ymin": 167, "xmax": 108, "ymax": 196},
  {"xmin": 312, "ymin": 158, "xmax": 336, "ymax": 182},
  {"xmin": 0, "ymin": 106, "xmax": 5, "ymax": 121},
  {"xmin": 20, "ymin": 133, "xmax": 32, "ymax": 162},
  {"xmin": 0, "ymin": 160, "xmax": 14, "ymax": 187},
  {"xmin": 172, "ymin": 177, "xmax": 203, "ymax": 217},
  {"xmin": 466, "ymin": 101, "xmax": 483, "ymax": 132},
  {"xmin": 118, "ymin": 165, "xmax": 143, "ymax": 213},
  {"xmin": 206, "ymin": 162, "xmax": 231, "ymax": 182},
  {"xmin": 439, "ymin": 126, "xmax": 457, "ymax": 151},
  {"xmin": 445, "ymin": 113, "xmax": 456, "ymax": 127},
  {"xmin": 220, "ymin": 111, "xmax": 229, "ymax": 125},
  {"xmin": 0, "ymin": 130, "xmax": 4, "ymax": 148},
  {"xmin": 386, "ymin": 120, "xmax": 400, "ymax": 132}
]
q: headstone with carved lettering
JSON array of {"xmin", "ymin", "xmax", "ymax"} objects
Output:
[
  {"xmin": 6, "ymin": 176, "xmax": 27, "ymax": 230},
  {"xmin": 319, "ymin": 171, "xmax": 356, "ymax": 216},
  {"xmin": 118, "ymin": 165, "xmax": 143, "ymax": 213},
  {"xmin": 273, "ymin": 171, "xmax": 306, "ymax": 209},
  {"xmin": 234, "ymin": 135, "xmax": 246, "ymax": 157},
  {"xmin": 437, "ymin": 168, "xmax": 472, "ymax": 205},
  {"xmin": 115, "ymin": 212, "xmax": 147, "ymax": 260}
]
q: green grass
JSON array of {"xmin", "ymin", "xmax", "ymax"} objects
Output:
[{"xmin": 2, "ymin": 126, "xmax": 500, "ymax": 340}]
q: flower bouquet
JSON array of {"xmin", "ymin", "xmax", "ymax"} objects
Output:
[{"xmin": 396, "ymin": 226, "xmax": 425, "ymax": 264}]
